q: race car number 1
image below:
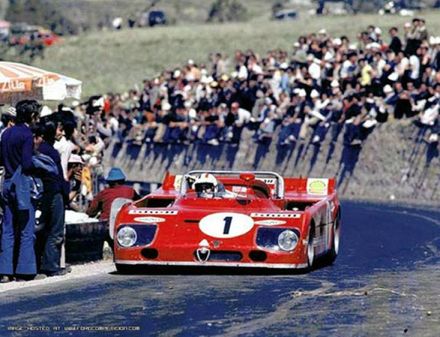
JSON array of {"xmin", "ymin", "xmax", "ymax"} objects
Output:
[{"xmin": 199, "ymin": 213, "xmax": 254, "ymax": 238}]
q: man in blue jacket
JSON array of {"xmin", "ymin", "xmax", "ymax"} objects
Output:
[
  {"xmin": 34, "ymin": 122, "xmax": 69, "ymax": 277},
  {"xmin": 0, "ymin": 100, "xmax": 40, "ymax": 283}
]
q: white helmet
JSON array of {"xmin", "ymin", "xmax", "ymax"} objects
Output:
[{"xmin": 194, "ymin": 174, "xmax": 218, "ymax": 198}]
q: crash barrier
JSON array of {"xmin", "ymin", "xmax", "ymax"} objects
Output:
[
  {"xmin": 65, "ymin": 221, "xmax": 108, "ymax": 263},
  {"xmin": 65, "ymin": 181, "xmax": 159, "ymax": 263}
]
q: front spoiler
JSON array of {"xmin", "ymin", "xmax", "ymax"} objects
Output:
[{"xmin": 115, "ymin": 259, "xmax": 308, "ymax": 269}]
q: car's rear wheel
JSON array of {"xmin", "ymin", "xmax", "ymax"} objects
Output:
[
  {"xmin": 306, "ymin": 224, "xmax": 315, "ymax": 270},
  {"xmin": 115, "ymin": 263, "xmax": 138, "ymax": 274},
  {"xmin": 323, "ymin": 213, "xmax": 341, "ymax": 265}
]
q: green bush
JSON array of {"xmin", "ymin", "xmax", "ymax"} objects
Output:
[{"xmin": 207, "ymin": 0, "xmax": 248, "ymax": 22}]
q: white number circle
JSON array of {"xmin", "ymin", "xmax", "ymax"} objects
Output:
[{"xmin": 199, "ymin": 212, "xmax": 254, "ymax": 238}]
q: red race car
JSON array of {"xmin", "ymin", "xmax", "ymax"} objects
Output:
[{"xmin": 110, "ymin": 170, "xmax": 341, "ymax": 273}]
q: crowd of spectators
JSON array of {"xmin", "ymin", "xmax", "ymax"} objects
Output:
[
  {"xmin": 98, "ymin": 17, "xmax": 439, "ymax": 186},
  {"xmin": 0, "ymin": 98, "xmax": 109, "ymax": 282}
]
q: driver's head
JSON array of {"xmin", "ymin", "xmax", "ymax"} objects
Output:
[{"xmin": 194, "ymin": 174, "xmax": 218, "ymax": 198}]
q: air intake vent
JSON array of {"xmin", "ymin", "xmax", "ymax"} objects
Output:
[
  {"xmin": 249, "ymin": 250, "xmax": 267, "ymax": 262},
  {"xmin": 209, "ymin": 251, "xmax": 242, "ymax": 262},
  {"xmin": 184, "ymin": 219, "xmax": 200, "ymax": 223},
  {"xmin": 141, "ymin": 248, "xmax": 158, "ymax": 259},
  {"xmin": 193, "ymin": 250, "xmax": 243, "ymax": 262}
]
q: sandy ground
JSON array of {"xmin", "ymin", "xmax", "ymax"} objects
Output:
[{"xmin": 0, "ymin": 260, "xmax": 115, "ymax": 294}]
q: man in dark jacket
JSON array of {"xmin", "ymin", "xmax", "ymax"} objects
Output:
[
  {"xmin": 35, "ymin": 122, "xmax": 69, "ymax": 277},
  {"xmin": 0, "ymin": 107, "xmax": 16, "ymax": 257},
  {"xmin": 388, "ymin": 27, "xmax": 402, "ymax": 54},
  {"xmin": 0, "ymin": 100, "xmax": 40, "ymax": 283}
]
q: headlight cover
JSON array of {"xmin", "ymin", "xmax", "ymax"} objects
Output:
[
  {"xmin": 278, "ymin": 230, "xmax": 299, "ymax": 252},
  {"xmin": 116, "ymin": 224, "xmax": 157, "ymax": 247},
  {"xmin": 257, "ymin": 227, "xmax": 300, "ymax": 252},
  {"xmin": 117, "ymin": 226, "xmax": 137, "ymax": 247}
]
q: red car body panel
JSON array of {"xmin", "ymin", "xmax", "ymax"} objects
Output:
[{"xmin": 113, "ymin": 171, "xmax": 340, "ymax": 270}]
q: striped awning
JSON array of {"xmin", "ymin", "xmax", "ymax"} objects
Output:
[{"xmin": 0, "ymin": 62, "xmax": 82, "ymax": 103}]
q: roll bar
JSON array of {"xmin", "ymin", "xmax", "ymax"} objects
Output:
[{"xmin": 180, "ymin": 170, "xmax": 285, "ymax": 199}]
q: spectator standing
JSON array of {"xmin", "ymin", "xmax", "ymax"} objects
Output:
[
  {"xmin": 405, "ymin": 18, "xmax": 423, "ymax": 56},
  {"xmin": 229, "ymin": 102, "xmax": 251, "ymax": 143},
  {"xmin": 0, "ymin": 107, "xmax": 16, "ymax": 136},
  {"xmin": 66, "ymin": 154, "xmax": 84, "ymax": 211},
  {"xmin": 54, "ymin": 121, "xmax": 77, "ymax": 181},
  {"xmin": 409, "ymin": 51, "xmax": 421, "ymax": 84},
  {"xmin": 0, "ymin": 100, "xmax": 40, "ymax": 283},
  {"xmin": 35, "ymin": 123, "xmax": 69, "ymax": 277},
  {"xmin": 388, "ymin": 27, "xmax": 402, "ymax": 54},
  {"xmin": 0, "ymin": 107, "xmax": 16, "ymax": 259}
]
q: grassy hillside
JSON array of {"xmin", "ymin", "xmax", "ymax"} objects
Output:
[
  {"xmin": 45, "ymin": 0, "xmax": 278, "ymax": 31},
  {"xmin": 34, "ymin": 11, "xmax": 440, "ymax": 97}
]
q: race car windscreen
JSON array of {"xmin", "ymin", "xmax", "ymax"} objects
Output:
[{"xmin": 186, "ymin": 181, "xmax": 270, "ymax": 199}]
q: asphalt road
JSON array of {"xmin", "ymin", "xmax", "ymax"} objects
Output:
[{"xmin": 1, "ymin": 201, "xmax": 440, "ymax": 337}]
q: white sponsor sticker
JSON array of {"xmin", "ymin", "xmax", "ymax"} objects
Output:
[
  {"xmin": 254, "ymin": 220, "xmax": 286, "ymax": 226},
  {"xmin": 307, "ymin": 178, "xmax": 329, "ymax": 195},
  {"xmin": 129, "ymin": 210, "xmax": 178, "ymax": 215},
  {"xmin": 174, "ymin": 175, "xmax": 183, "ymax": 191},
  {"xmin": 134, "ymin": 216, "xmax": 166, "ymax": 223},
  {"xmin": 257, "ymin": 178, "xmax": 276, "ymax": 185},
  {"xmin": 199, "ymin": 212, "xmax": 254, "ymax": 238},
  {"xmin": 251, "ymin": 213, "xmax": 301, "ymax": 218},
  {"xmin": 232, "ymin": 186, "xmax": 247, "ymax": 193}
]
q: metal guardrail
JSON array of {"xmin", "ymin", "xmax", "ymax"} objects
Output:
[{"xmin": 65, "ymin": 221, "xmax": 108, "ymax": 263}]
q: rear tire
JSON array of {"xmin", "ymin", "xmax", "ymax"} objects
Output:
[
  {"xmin": 323, "ymin": 213, "xmax": 341, "ymax": 265},
  {"xmin": 306, "ymin": 224, "xmax": 315, "ymax": 270}
]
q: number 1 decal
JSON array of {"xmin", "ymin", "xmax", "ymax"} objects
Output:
[
  {"xmin": 223, "ymin": 216, "xmax": 233, "ymax": 234},
  {"xmin": 199, "ymin": 212, "xmax": 254, "ymax": 238}
]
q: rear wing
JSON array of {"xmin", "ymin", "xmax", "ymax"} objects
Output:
[{"xmin": 284, "ymin": 178, "xmax": 336, "ymax": 196}]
